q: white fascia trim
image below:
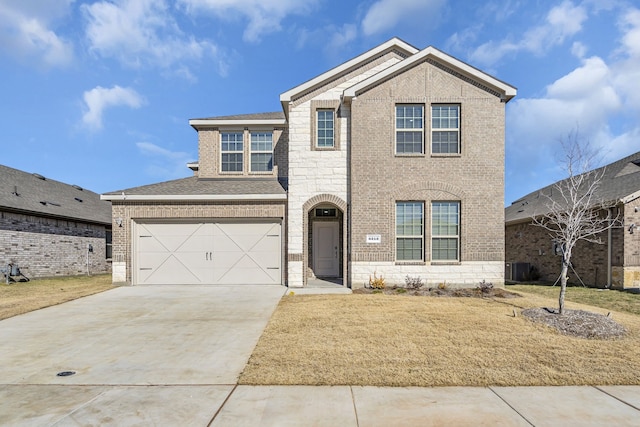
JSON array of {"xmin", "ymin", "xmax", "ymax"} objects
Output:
[
  {"xmin": 101, "ymin": 194, "xmax": 287, "ymax": 201},
  {"xmin": 343, "ymin": 46, "xmax": 517, "ymax": 100},
  {"xmin": 622, "ymin": 190, "xmax": 640, "ymax": 204},
  {"xmin": 189, "ymin": 119, "xmax": 286, "ymax": 127},
  {"xmin": 279, "ymin": 37, "xmax": 419, "ymax": 103}
]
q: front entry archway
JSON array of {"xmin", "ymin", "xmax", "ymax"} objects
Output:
[{"xmin": 302, "ymin": 194, "xmax": 347, "ymax": 286}]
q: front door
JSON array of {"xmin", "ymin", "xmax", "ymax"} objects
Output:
[{"xmin": 312, "ymin": 221, "xmax": 339, "ymax": 277}]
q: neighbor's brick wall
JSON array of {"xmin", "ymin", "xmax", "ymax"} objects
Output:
[
  {"xmin": 0, "ymin": 210, "xmax": 111, "ymax": 278},
  {"xmin": 111, "ymin": 200, "xmax": 285, "ymax": 284},
  {"xmin": 349, "ymin": 58, "xmax": 506, "ymax": 287},
  {"xmin": 505, "ymin": 216, "xmax": 624, "ymax": 288}
]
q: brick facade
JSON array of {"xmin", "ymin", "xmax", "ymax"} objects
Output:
[
  {"xmin": 0, "ymin": 209, "xmax": 111, "ymax": 278},
  {"xmin": 349, "ymin": 59, "xmax": 506, "ymax": 287}
]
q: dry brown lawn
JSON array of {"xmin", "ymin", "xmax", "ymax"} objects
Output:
[
  {"xmin": 0, "ymin": 274, "xmax": 115, "ymax": 320},
  {"xmin": 240, "ymin": 291, "xmax": 640, "ymax": 387}
]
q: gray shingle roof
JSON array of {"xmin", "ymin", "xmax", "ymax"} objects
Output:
[
  {"xmin": 506, "ymin": 151, "xmax": 640, "ymax": 224},
  {"xmin": 0, "ymin": 164, "xmax": 111, "ymax": 225},
  {"xmin": 191, "ymin": 111, "xmax": 286, "ymax": 121},
  {"xmin": 102, "ymin": 176, "xmax": 286, "ymax": 197}
]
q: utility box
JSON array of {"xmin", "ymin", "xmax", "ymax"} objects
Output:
[{"xmin": 505, "ymin": 262, "xmax": 531, "ymax": 282}]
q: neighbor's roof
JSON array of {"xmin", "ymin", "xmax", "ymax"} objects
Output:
[
  {"xmin": 506, "ymin": 151, "xmax": 640, "ymax": 224},
  {"xmin": 101, "ymin": 176, "xmax": 287, "ymax": 201},
  {"xmin": 0, "ymin": 164, "xmax": 111, "ymax": 225},
  {"xmin": 189, "ymin": 111, "xmax": 286, "ymax": 128}
]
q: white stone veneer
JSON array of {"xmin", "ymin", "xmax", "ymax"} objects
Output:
[
  {"xmin": 286, "ymin": 58, "xmax": 402, "ymax": 287},
  {"xmin": 112, "ymin": 261, "xmax": 127, "ymax": 283},
  {"xmin": 349, "ymin": 261, "xmax": 505, "ymax": 289}
]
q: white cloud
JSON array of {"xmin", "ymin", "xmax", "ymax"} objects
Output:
[
  {"xmin": 470, "ymin": 1, "xmax": 587, "ymax": 67},
  {"xmin": 361, "ymin": 0, "xmax": 446, "ymax": 36},
  {"xmin": 82, "ymin": 85, "xmax": 145, "ymax": 130},
  {"xmin": 505, "ymin": 7, "xmax": 640, "ymax": 204},
  {"xmin": 178, "ymin": 0, "xmax": 319, "ymax": 42},
  {"xmin": 82, "ymin": 0, "xmax": 219, "ymax": 72},
  {"xmin": 0, "ymin": 0, "xmax": 74, "ymax": 67},
  {"xmin": 136, "ymin": 141, "xmax": 193, "ymax": 178}
]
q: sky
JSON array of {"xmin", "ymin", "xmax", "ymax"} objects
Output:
[{"xmin": 1, "ymin": 0, "xmax": 639, "ymax": 206}]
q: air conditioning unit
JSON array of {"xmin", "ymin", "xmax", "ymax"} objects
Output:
[{"xmin": 505, "ymin": 262, "xmax": 530, "ymax": 281}]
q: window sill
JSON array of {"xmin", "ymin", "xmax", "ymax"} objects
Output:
[
  {"xmin": 395, "ymin": 261, "xmax": 426, "ymax": 266},
  {"xmin": 395, "ymin": 153, "xmax": 425, "ymax": 158},
  {"xmin": 430, "ymin": 261, "xmax": 461, "ymax": 266},
  {"xmin": 430, "ymin": 153, "xmax": 461, "ymax": 158}
]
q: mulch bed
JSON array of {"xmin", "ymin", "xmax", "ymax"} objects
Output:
[
  {"xmin": 522, "ymin": 307, "xmax": 627, "ymax": 340},
  {"xmin": 352, "ymin": 286, "xmax": 521, "ymax": 298}
]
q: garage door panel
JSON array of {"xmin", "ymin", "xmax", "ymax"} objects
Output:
[{"xmin": 136, "ymin": 221, "xmax": 281, "ymax": 285}]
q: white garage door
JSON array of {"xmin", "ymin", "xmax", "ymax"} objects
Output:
[{"xmin": 135, "ymin": 221, "xmax": 281, "ymax": 285}]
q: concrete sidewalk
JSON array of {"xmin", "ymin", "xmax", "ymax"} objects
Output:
[{"xmin": 1, "ymin": 383, "xmax": 638, "ymax": 425}]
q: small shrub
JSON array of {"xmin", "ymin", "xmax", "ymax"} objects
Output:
[
  {"xmin": 396, "ymin": 288, "xmax": 407, "ymax": 294},
  {"xmin": 368, "ymin": 272, "xmax": 385, "ymax": 289},
  {"xmin": 476, "ymin": 280, "xmax": 493, "ymax": 294},
  {"xmin": 437, "ymin": 282, "xmax": 447, "ymax": 290},
  {"xmin": 404, "ymin": 275, "xmax": 424, "ymax": 290},
  {"xmin": 372, "ymin": 290, "xmax": 383, "ymax": 294}
]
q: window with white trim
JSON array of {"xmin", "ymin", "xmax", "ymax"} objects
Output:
[
  {"xmin": 221, "ymin": 132, "xmax": 243, "ymax": 172},
  {"xmin": 250, "ymin": 132, "xmax": 273, "ymax": 172},
  {"xmin": 396, "ymin": 104, "xmax": 423, "ymax": 154},
  {"xmin": 396, "ymin": 201, "xmax": 424, "ymax": 261},
  {"xmin": 431, "ymin": 105, "xmax": 460, "ymax": 154},
  {"xmin": 316, "ymin": 109, "xmax": 334, "ymax": 148},
  {"xmin": 431, "ymin": 201, "xmax": 460, "ymax": 261}
]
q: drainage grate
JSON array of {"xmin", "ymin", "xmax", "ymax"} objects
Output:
[{"xmin": 56, "ymin": 371, "xmax": 76, "ymax": 377}]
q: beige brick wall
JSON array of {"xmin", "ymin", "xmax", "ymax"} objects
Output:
[
  {"xmin": 197, "ymin": 127, "xmax": 287, "ymax": 179},
  {"xmin": 349, "ymin": 58, "xmax": 506, "ymax": 286},
  {"xmin": 111, "ymin": 200, "xmax": 285, "ymax": 284}
]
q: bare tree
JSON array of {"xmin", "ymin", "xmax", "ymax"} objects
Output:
[{"xmin": 533, "ymin": 134, "xmax": 618, "ymax": 314}]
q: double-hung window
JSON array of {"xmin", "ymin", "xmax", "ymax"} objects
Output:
[
  {"xmin": 432, "ymin": 105, "xmax": 460, "ymax": 154},
  {"xmin": 396, "ymin": 201, "xmax": 424, "ymax": 261},
  {"xmin": 431, "ymin": 201, "xmax": 460, "ymax": 261},
  {"xmin": 221, "ymin": 132, "xmax": 243, "ymax": 172},
  {"xmin": 250, "ymin": 132, "xmax": 273, "ymax": 172},
  {"xmin": 396, "ymin": 104, "xmax": 423, "ymax": 154},
  {"xmin": 316, "ymin": 110, "xmax": 334, "ymax": 148}
]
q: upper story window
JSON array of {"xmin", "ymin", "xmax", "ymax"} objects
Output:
[
  {"xmin": 431, "ymin": 201, "xmax": 460, "ymax": 261},
  {"xmin": 250, "ymin": 132, "xmax": 273, "ymax": 172},
  {"xmin": 316, "ymin": 109, "xmax": 334, "ymax": 148},
  {"xmin": 396, "ymin": 104, "xmax": 423, "ymax": 154},
  {"xmin": 432, "ymin": 105, "xmax": 460, "ymax": 154},
  {"xmin": 221, "ymin": 132, "xmax": 243, "ymax": 172},
  {"xmin": 396, "ymin": 201, "xmax": 424, "ymax": 261}
]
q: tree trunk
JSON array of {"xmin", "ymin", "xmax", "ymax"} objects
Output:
[{"xmin": 559, "ymin": 253, "xmax": 571, "ymax": 314}]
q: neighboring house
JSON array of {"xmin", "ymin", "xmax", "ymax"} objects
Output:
[
  {"xmin": 102, "ymin": 38, "xmax": 516, "ymax": 288},
  {"xmin": 0, "ymin": 164, "xmax": 112, "ymax": 278},
  {"xmin": 505, "ymin": 151, "xmax": 640, "ymax": 289}
]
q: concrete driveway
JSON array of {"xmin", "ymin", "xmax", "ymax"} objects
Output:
[{"xmin": 0, "ymin": 285, "xmax": 285, "ymax": 426}]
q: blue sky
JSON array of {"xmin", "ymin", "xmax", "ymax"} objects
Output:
[{"xmin": 1, "ymin": 0, "xmax": 639, "ymax": 206}]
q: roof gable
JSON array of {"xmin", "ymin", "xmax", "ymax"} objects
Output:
[
  {"xmin": 343, "ymin": 46, "xmax": 517, "ymax": 102},
  {"xmin": 279, "ymin": 37, "xmax": 418, "ymax": 106}
]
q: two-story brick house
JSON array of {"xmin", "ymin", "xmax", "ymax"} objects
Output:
[{"xmin": 102, "ymin": 38, "xmax": 516, "ymax": 288}]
